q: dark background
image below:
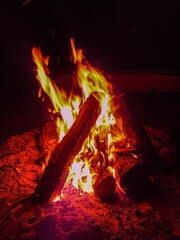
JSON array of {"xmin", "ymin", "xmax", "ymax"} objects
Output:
[
  {"xmin": 1, "ymin": 0, "xmax": 180, "ymax": 70},
  {"xmin": 0, "ymin": 0, "xmax": 180, "ymax": 137}
]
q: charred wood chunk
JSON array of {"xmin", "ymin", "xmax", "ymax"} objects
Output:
[
  {"xmin": 38, "ymin": 121, "xmax": 59, "ymax": 166},
  {"xmin": 38, "ymin": 121, "xmax": 59, "ymax": 153}
]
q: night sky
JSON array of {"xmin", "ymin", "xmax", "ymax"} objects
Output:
[{"xmin": 0, "ymin": 0, "xmax": 180, "ymax": 117}]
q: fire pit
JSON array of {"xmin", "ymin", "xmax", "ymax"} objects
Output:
[{"xmin": 0, "ymin": 40, "xmax": 180, "ymax": 240}]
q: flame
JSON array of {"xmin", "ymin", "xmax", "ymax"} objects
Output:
[
  {"xmin": 32, "ymin": 47, "xmax": 81, "ymax": 140},
  {"xmin": 68, "ymin": 158, "xmax": 94, "ymax": 193},
  {"xmin": 69, "ymin": 39, "xmax": 126, "ymax": 158},
  {"xmin": 32, "ymin": 40, "xmax": 126, "ymax": 198}
]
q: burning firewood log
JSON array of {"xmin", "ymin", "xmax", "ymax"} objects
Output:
[
  {"xmin": 114, "ymin": 155, "xmax": 154, "ymax": 200},
  {"xmin": 34, "ymin": 92, "xmax": 102, "ymax": 203},
  {"xmin": 92, "ymin": 169, "xmax": 116, "ymax": 199}
]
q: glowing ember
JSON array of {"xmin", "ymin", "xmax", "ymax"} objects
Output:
[{"xmin": 32, "ymin": 39, "xmax": 127, "ymax": 198}]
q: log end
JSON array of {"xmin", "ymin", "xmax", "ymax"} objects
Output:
[
  {"xmin": 93, "ymin": 169, "xmax": 116, "ymax": 199},
  {"xmin": 120, "ymin": 163, "xmax": 154, "ymax": 200}
]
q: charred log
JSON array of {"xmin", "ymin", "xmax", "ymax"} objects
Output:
[
  {"xmin": 34, "ymin": 92, "xmax": 102, "ymax": 203},
  {"xmin": 114, "ymin": 156, "xmax": 154, "ymax": 200}
]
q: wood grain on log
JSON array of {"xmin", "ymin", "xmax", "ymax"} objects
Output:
[{"xmin": 34, "ymin": 92, "xmax": 102, "ymax": 203}]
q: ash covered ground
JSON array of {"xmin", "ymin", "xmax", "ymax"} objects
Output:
[{"xmin": 0, "ymin": 121, "xmax": 179, "ymax": 240}]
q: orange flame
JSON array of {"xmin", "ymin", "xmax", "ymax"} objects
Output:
[{"xmin": 32, "ymin": 40, "xmax": 126, "ymax": 197}]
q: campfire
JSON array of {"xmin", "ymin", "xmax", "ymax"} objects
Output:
[
  {"xmin": 31, "ymin": 39, "xmax": 157, "ymax": 203},
  {"xmin": 1, "ymin": 39, "xmax": 179, "ymax": 240}
]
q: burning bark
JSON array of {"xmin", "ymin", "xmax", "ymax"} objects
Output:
[{"xmin": 34, "ymin": 92, "xmax": 102, "ymax": 203}]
